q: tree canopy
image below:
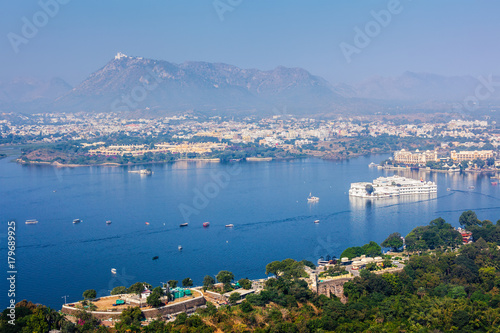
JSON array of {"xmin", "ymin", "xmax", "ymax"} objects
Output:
[{"xmin": 381, "ymin": 232, "xmax": 404, "ymax": 251}]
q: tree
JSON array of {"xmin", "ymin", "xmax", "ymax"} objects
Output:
[
  {"xmin": 203, "ymin": 275, "xmax": 215, "ymax": 290},
  {"xmin": 381, "ymin": 232, "xmax": 404, "ymax": 251},
  {"xmin": 365, "ymin": 184, "xmax": 374, "ymax": 195},
  {"xmin": 146, "ymin": 292, "xmax": 162, "ymax": 308},
  {"xmin": 110, "ymin": 286, "xmax": 127, "ymax": 295},
  {"xmin": 486, "ymin": 157, "xmax": 495, "ymax": 166},
  {"xmin": 239, "ymin": 300, "xmax": 253, "ymax": 313},
  {"xmin": 128, "ymin": 282, "xmax": 147, "ymax": 295},
  {"xmin": 152, "ymin": 286, "xmax": 164, "ymax": 296},
  {"xmin": 238, "ymin": 278, "xmax": 252, "ymax": 290},
  {"xmin": 459, "ymin": 210, "xmax": 480, "ymax": 228},
  {"xmin": 182, "ymin": 277, "xmax": 193, "ymax": 287},
  {"xmin": 229, "ymin": 292, "xmax": 241, "ymax": 305},
  {"xmin": 362, "ymin": 241, "xmax": 382, "ymax": 257},
  {"xmin": 82, "ymin": 289, "xmax": 96, "ymax": 300},
  {"xmin": 116, "ymin": 306, "xmax": 144, "ymax": 331},
  {"xmin": 24, "ymin": 307, "xmax": 49, "ymax": 333},
  {"xmin": 265, "ymin": 259, "xmax": 306, "ymax": 279},
  {"xmin": 216, "ymin": 270, "xmax": 235, "ymax": 285},
  {"xmin": 473, "ymin": 158, "xmax": 485, "ymax": 168},
  {"xmin": 168, "ymin": 280, "xmax": 178, "ymax": 289}
]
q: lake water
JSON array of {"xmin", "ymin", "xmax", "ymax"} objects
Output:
[{"xmin": 1, "ymin": 154, "xmax": 499, "ymax": 309}]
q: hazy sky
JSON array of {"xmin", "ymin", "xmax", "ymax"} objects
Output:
[{"xmin": 1, "ymin": 0, "xmax": 499, "ymax": 86}]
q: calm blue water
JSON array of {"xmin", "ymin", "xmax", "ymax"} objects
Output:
[{"xmin": 1, "ymin": 155, "xmax": 499, "ymax": 309}]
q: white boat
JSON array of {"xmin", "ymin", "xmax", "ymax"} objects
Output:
[
  {"xmin": 25, "ymin": 219, "xmax": 38, "ymax": 224},
  {"xmin": 111, "ymin": 268, "xmax": 117, "ymax": 274},
  {"xmin": 314, "ymin": 220, "xmax": 320, "ymax": 223},
  {"xmin": 307, "ymin": 193, "xmax": 319, "ymax": 202},
  {"xmin": 225, "ymin": 224, "xmax": 234, "ymax": 228},
  {"xmin": 106, "ymin": 220, "xmax": 112, "ymax": 225},
  {"xmin": 73, "ymin": 219, "xmax": 82, "ymax": 224},
  {"xmin": 178, "ymin": 245, "xmax": 182, "ymax": 251}
]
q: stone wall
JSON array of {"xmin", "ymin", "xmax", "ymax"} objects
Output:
[
  {"xmin": 62, "ymin": 296, "xmax": 206, "ymax": 320},
  {"xmin": 316, "ymin": 278, "xmax": 352, "ymax": 304}
]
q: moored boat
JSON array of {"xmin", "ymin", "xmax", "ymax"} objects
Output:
[
  {"xmin": 225, "ymin": 224, "xmax": 234, "ymax": 228},
  {"xmin": 73, "ymin": 219, "xmax": 82, "ymax": 224},
  {"xmin": 314, "ymin": 220, "xmax": 320, "ymax": 223},
  {"xmin": 203, "ymin": 222, "xmax": 210, "ymax": 227},
  {"xmin": 178, "ymin": 245, "xmax": 182, "ymax": 251},
  {"xmin": 180, "ymin": 223, "xmax": 188, "ymax": 227},
  {"xmin": 145, "ymin": 222, "xmax": 150, "ymax": 225},
  {"xmin": 111, "ymin": 268, "xmax": 117, "ymax": 274},
  {"xmin": 25, "ymin": 219, "xmax": 38, "ymax": 224},
  {"xmin": 106, "ymin": 220, "xmax": 112, "ymax": 225},
  {"xmin": 152, "ymin": 256, "xmax": 159, "ymax": 260}
]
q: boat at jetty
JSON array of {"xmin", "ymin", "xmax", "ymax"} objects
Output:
[
  {"xmin": 73, "ymin": 219, "xmax": 82, "ymax": 224},
  {"xmin": 307, "ymin": 193, "xmax": 319, "ymax": 202},
  {"xmin": 349, "ymin": 175, "xmax": 437, "ymax": 198},
  {"xmin": 225, "ymin": 224, "xmax": 234, "ymax": 228},
  {"xmin": 203, "ymin": 222, "xmax": 210, "ymax": 227},
  {"xmin": 25, "ymin": 219, "xmax": 38, "ymax": 224},
  {"xmin": 180, "ymin": 223, "xmax": 188, "ymax": 227}
]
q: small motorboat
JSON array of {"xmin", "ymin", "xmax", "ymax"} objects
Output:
[
  {"xmin": 178, "ymin": 245, "xmax": 182, "ymax": 251},
  {"xmin": 307, "ymin": 193, "xmax": 319, "ymax": 202},
  {"xmin": 225, "ymin": 224, "xmax": 234, "ymax": 228},
  {"xmin": 492, "ymin": 182, "xmax": 498, "ymax": 186},
  {"xmin": 111, "ymin": 268, "xmax": 117, "ymax": 274},
  {"xmin": 152, "ymin": 256, "xmax": 159, "ymax": 260},
  {"xmin": 25, "ymin": 219, "xmax": 38, "ymax": 224},
  {"xmin": 314, "ymin": 220, "xmax": 320, "ymax": 224},
  {"xmin": 145, "ymin": 222, "xmax": 150, "ymax": 225},
  {"xmin": 180, "ymin": 223, "xmax": 188, "ymax": 227},
  {"xmin": 106, "ymin": 220, "xmax": 112, "ymax": 225},
  {"xmin": 203, "ymin": 222, "xmax": 210, "ymax": 227},
  {"xmin": 73, "ymin": 219, "xmax": 82, "ymax": 224}
]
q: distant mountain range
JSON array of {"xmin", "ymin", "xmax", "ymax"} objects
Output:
[{"xmin": 1, "ymin": 53, "xmax": 500, "ymax": 115}]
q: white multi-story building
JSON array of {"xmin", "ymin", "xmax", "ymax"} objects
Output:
[{"xmin": 349, "ymin": 175, "xmax": 437, "ymax": 198}]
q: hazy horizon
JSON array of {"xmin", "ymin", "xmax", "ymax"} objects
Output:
[{"xmin": 1, "ymin": 0, "xmax": 500, "ymax": 86}]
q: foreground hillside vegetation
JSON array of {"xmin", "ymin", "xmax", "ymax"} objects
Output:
[{"xmin": 2, "ymin": 211, "xmax": 500, "ymax": 332}]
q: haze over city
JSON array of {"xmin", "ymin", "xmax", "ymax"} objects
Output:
[{"xmin": 2, "ymin": 0, "xmax": 500, "ymax": 85}]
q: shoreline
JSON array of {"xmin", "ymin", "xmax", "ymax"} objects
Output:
[{"xmin": 380, "ymin": 165, "xmax": 498, "ymax": 174}]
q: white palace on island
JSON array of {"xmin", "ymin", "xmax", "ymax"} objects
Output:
[{"xmin": 349, "ymin": 175, "xmax": 437, "ymax": 198}]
